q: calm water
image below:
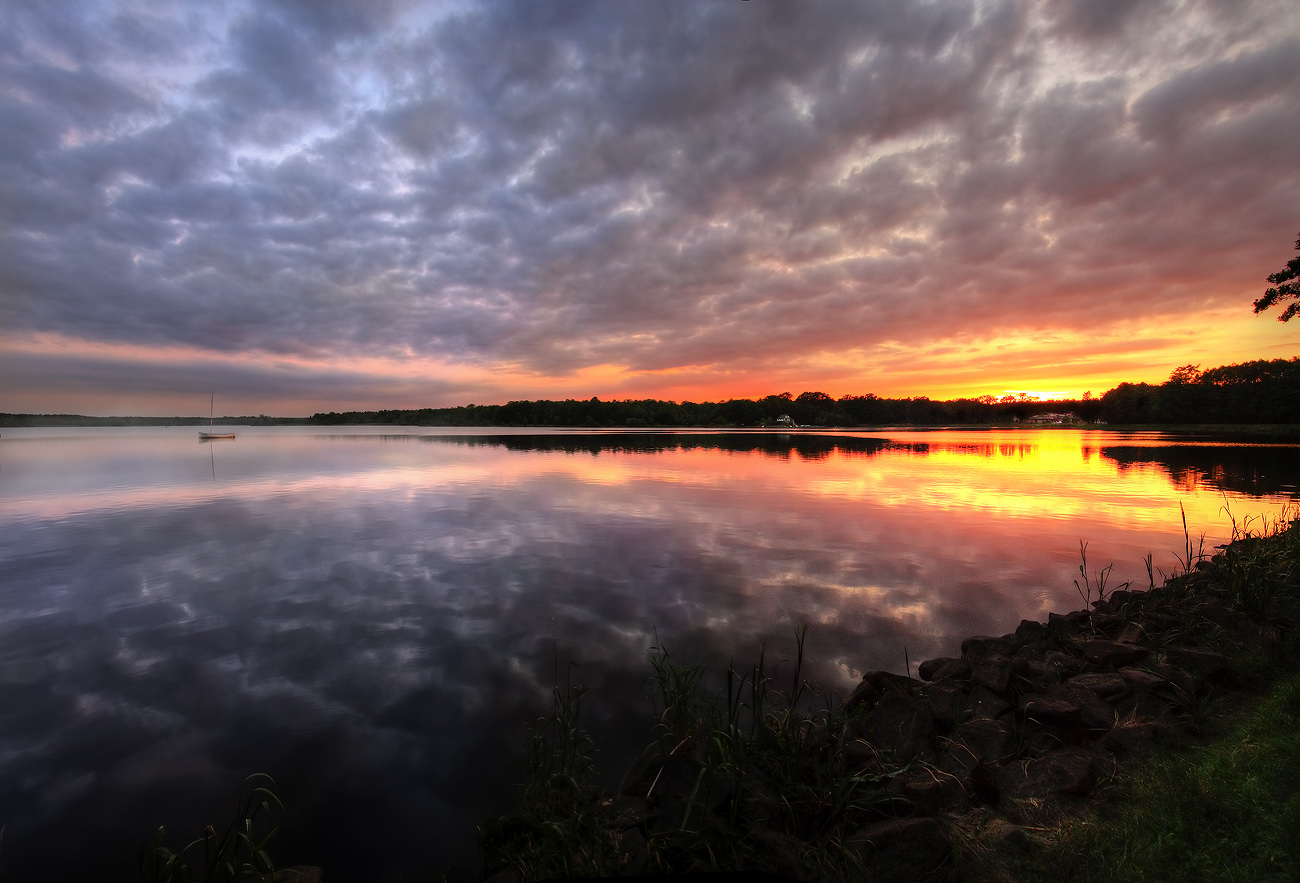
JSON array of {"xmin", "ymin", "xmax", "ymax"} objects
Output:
[{"xmin": 1, "ymin": 426, "xmax": 1297, "ymax": 880}]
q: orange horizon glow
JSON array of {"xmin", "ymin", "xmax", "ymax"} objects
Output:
[{"xmin": 2, "ymin": 304, "xmax": 1296, "ymax": 417}]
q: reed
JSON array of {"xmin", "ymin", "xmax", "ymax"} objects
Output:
[
  {"xmin": 139, "ymin": 774, "xmax": 281, "ymax": 883},
  {"xmin": 481, "ymin": 624, "xmax": 910, "ymax": 880}
]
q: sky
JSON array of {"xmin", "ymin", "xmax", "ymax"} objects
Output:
[{"xmin": 2, "ymin": 0, "xmax": 1299, "ymax": 417}]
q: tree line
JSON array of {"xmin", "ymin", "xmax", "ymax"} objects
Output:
[
  {"xmin": 1100, "ymin": 357, "xmax": 1300, "ymax": 424},
  {"xmin": 308, "ymin": 358, "xmax": 1298, "ymax": 428},
  {"xmin": 4, "ymin": 357, "xmax": 1294, "ymax": 429},
  {"xmin": 308, "ymin": 391, "xmax": 1092, "ymax": 428}
]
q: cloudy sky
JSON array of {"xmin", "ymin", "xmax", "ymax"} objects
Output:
[{"xmin": 2, "ymin": 0, "xmax": 1298, "ymax": 416}]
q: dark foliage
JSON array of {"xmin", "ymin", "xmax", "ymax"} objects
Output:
[
  {"xmin": 1254, "ymin": 233, "xmax": 1300, "ymax": 322},
  {"xmin": 1099, "ymin": 358, "xmax": 1300, "ymax": 424},
  {"xmin": 307, "ymin": 394, "xmax": 1106, "ymax": 428}
]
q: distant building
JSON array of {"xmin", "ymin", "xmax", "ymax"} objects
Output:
[
  {"xmin": 1026, "ymin": 412, "xmax": 1081, "ymax": 425},
  {"xmin": 775, "ymin": 414, "xmax": 795, "ymax": 426}
]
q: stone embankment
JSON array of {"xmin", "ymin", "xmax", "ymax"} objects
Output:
[{"xmin": 832, "ymin": 588, "xmax": 1233, "ymax": 880}]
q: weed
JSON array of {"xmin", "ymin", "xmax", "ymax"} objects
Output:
[
  {"xmin": 478, "ymin": 661, "xmax": 619, "ymax": 880},
  {"xmin": 139, "ymin": 774, "xmax": 281, "ymax": 883},
  {"xmin": 482, "ymin": 625, "xmax": 911, "ymax": 881},
  {"xmin": 1172, "ymin": 502, "xmax": 1209, "ymax": 575},
  {"xmin": 1073, "ymin": 541, "xmax": 1128, "ymax": 613}
]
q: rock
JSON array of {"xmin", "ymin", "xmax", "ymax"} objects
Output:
[
  {"xmin": 1048, "ymin": 610, "xmax": 1090, "ymax": 635},
  {"xmin": 602, "ymin": 794, "xmax": 649, "ymax": 828},
  {"xmin": 847, "ymin": 817, "xmax": 951, "ymax": 882},
  {"xmin": 959, "ymin": 717, "xmax": 1015, "ymax": 765},
  {"xmin": 616, "ymin": 826, "xmax": 648, "ymax": 875},
  {"xmin": 1163, "ymin": 647, "xmax": 1228, "ymax": 679},
  {"xmin": 996, "ymin": 747, "xmax": 1097, "ymax": 800},
  {"xmin": 1015, "ymin": 619, "xmax": 1049, "ymax": 644},
  {"xmin": 967, "ymin": 686, "xmax": 1012, "ymax": 720},
  {"xmin": 1101, "ymin": 721, "xmax": 1157, "ymax": 754},
  {"xmin": 919, "ymin": 656, "xmax": 970, "ymax": 682},
  {"xmin": 620, "ymin": 744, "xmax": 669, "ymax": 797},
  {"xmin": 847, "ymin": 669, "xmax": 923, "ymax": 708},
  {"xmin": 1080, "ymin": 640, "xmax": 1149, "ymax": 667},
  {"xmin": 1115, "ymin": 691, "xmax": 1166, "ymax": 722},
  {"xmin": 844, "ymin": 679, "xmax": 880, "ymax": 709},
  {"xmin": 1066, "ymin": 672, "xmax": 1129, "ymax": 699},
  {"xmin": 1025, "ymin": 728, "xmax": 1067, "ymax": 754},
  {"xmin": 1013, "ymin": 656, "xmax": 1063, "ymax": 691},
  {"xmin": 990, "ymin": 820, "xmax": 1035, "ymax": 851},
  {"xmin": 1143, "ymin": 611, "xmax": 1183, "ymax": 632},
  {"xmin": 1118, "ymin": 666, "xmax": 1166, "ymax": 691},
  {"xmin": 1018, "ymin": 695, "xmax": 1082, "ymax": 727},
  {"xmin": 1090, "ymin": 613, "xmax": 1121, "ymax": 632},
  {"xmin": 841, "ymin": 734, "xmax": 883, "ymax": 773},
  {"xmin": 970, "ymin": 654, "xmax": 1015, "ymax": 693},
  {"xmin": 867, "ymin": 692, "xmax": 934, "ymax": 760},
  {"xmin": 1044, "ymin": 650, "xmax": 1087, "ymax": 676},
  {"xmin": 1107, "ymin": 589, "xmax": 1144, "ymax": 609},
  {"xmin": 888, "ymin": 767, "xmax": 969, "ymax": 815},
  {"xmin": 1146, "ymin": 662, "xmax": 1204, "ymax": 703},
  {"xmin": 866, "ymin": 669, "xmax": 926, "ymax": 694},
  {"xmin": 483, "ymin": 868, "xmax": 522, "ymax": 883},
  {"xmin": 1053, "ymin": 685, "xmax": 1117, "ymax": 731},
  {"xmin": 1116, "ymin": 622, "xmax": 1145, "ymax": 644},
  {"xmin": 922, "ymin": 682, "xmax": 966, "ymax": 731},
  {"xmin": 637, "ymin": 752, "xmax": 712, "ymax": 808},
  {"xmin": 962, "ymin": 635, "xmax": 1019, "ymax": 657}
]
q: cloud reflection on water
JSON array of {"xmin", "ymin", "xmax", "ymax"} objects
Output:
[{"xmin": 0, "ymin": 428, "xmax": 1296, "ymax": 879}]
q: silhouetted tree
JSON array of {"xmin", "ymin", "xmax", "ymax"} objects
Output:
[{"xmin": 1255, "ymin": 232, "xmax": 1300, "ymax": 321}]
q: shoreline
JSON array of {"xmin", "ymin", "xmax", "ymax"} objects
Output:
[{"xmin": 481, "ymin": 514, "xmax": 1300, "ymax": 882}]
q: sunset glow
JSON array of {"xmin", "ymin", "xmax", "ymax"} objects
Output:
[{"xmin": 2, "ymin": 2, "xmax": 1298, "ymax": 416}]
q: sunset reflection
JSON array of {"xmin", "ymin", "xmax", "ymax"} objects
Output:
[{"xmin": 1, "ymin": 427, "xmax": 1296, "ymax": 879}]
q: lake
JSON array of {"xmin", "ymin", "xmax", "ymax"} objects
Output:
[{"xmin": 1, "ymin": 426, "xmax": 1297, "ymax": 880}]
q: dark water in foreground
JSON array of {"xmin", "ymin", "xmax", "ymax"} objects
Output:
[{"xmin": 1, "ymin": 426, "xmax": 1297, "ymax": 880}]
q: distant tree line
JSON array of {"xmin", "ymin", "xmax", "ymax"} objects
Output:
[
  {"xmin": 1100, "ymin": 357, "xmax": 1300, "ymax": 424},
  {"xmin": 311, "ymin": 358, "xmax": 1299, "ymax": 428},
  {"xmin": 5, "ymin": 357, "xmax": 1295, "ymax": 428},
  {"xmin": 309, "ymin": 390, "xmax": 1106, "ymax": 428}
]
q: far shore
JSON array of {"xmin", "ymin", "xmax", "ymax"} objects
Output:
[{"xmin": 4, "ymin": 414, "xmax": 1300, "ymax": 442}]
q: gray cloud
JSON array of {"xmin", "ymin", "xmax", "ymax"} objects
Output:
[{"xmin": 2, "ymin": 0, "xmax": 1298, "ymax": 410}]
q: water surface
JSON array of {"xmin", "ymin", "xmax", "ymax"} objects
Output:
[{"xmin": 1, "ymin": 426, "xmax": 1296, "ymax": 880}]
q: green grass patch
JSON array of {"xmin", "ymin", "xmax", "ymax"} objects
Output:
[{"xmin": 996, "ymin": 674, "xmax": 1300, "ymax": 883}]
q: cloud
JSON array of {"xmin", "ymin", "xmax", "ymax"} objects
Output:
[{"xmin": 1, "ymin": 0, "xmax": 1298, "ymax": 413}]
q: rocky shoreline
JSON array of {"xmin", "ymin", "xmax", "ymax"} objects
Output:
[{"xmin": 482, "ymin": 524, "xmax": 1299, "ymax": 882}]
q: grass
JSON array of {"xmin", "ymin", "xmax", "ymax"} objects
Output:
[
  {"xmin": 480, "ymin": 627, "xmax": 912, "ymax": 880},
  {"xmin": 972, "ymin": 672, "xmax": 1300, "ymax": 883},
  {"xmin": 952, "ymin": 507, "xmax": 1300, "ymax": 883},
  {"xmin": 477, "ymin": 665, "xmax": 618, "ymax": 880},
  {"xmin": 139, "ymin": 774, "xmax": 282, "ymax": 883}
]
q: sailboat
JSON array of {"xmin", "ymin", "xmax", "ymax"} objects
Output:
[{"xmin": 199, "ymin": 394, "xmax": 236, "ymax": 440}]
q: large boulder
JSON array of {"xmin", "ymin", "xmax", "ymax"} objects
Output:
[
  {"xmin": 995, "ymin": 747, "xmax": 1097, "ymax": 800},
  {"xmin": 866, "ymin": 692, "xmax": 934, "ymax": 760},
  {"xmin": 969, "ymin": 654, "xmax": 1015, "ymax": 693},
  {"xmin": 1163, "ymin": 647, "xmax": 1229, "ymax": 679},
  {"xmin": 1066, "ymin": 672, "xmax": 1129, "ymax": 700},
  {"xmin": 918, "ymin": 656, "xmax": 970, "ymax": 682},
  {"xmin": 1080, "ymin": 639, "xmax": 1149, "ymax": 667}
]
